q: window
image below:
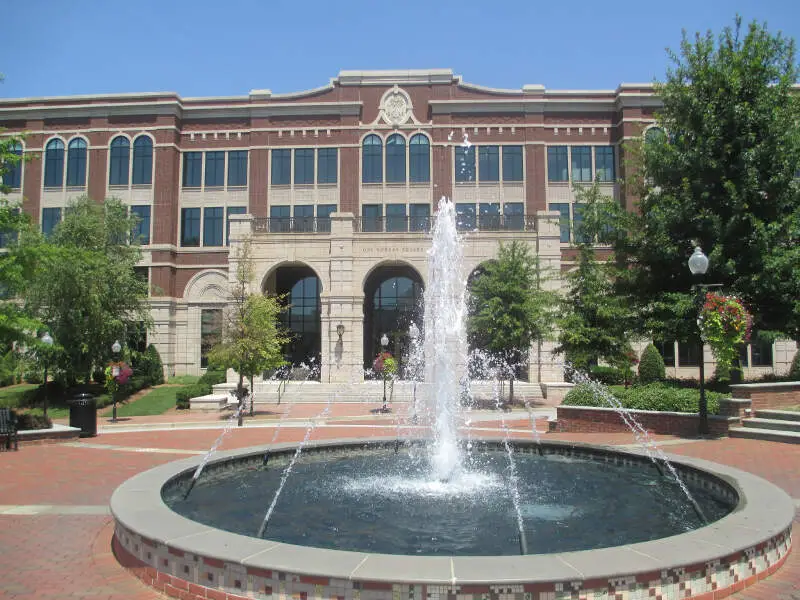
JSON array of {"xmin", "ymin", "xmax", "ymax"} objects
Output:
[
  {"xmin": 109, "ymin": 136, "xmax": 130, "ymax": 186},
  {"xmin": 362, "ymin": 204, "xmax": 383, "ymax": 232},
  {"xmin": 549, "ymin": 203, "xmax": 570, "ymax": 243},
  {"xmin": 0, "ymin": 207, "xmax": 19, "ymax": 247},
  {"xmin": 180, "ymin": 207, "xmax": 200, "ymax": 246},
  {"xmin": 479, "ymin": 203, "xmax": 500, "ymax": 229},
  {"xmin": 127, "ymin": 319, "xmax": 148, "ymax": 352},
  {"xmin": 200, "ymin": 309, "xmax": 222, "ymax": 368},
  {"xmin": 270, "ymin": 206, "xmax": 290, "ymax": 233},
  {"xmin": 409, "ymin": 134, "xmax": 430, "ymax": 183},
  {"xmin": 504, "ymin": 202, "xmax": 524, "ymax": 230},
  {"xmin": 502, "ymin": 146, "xmax": 523, "ymax": 182},
  {"xmin": 316, "ymin": 204, "xmax": 337, "ymax": 232},
  {"xmin": 409, "ymin": 203, "xmax": 430, "ymax": 232},
  {"xmin": 655, "ymin": 341, "xmax": 676, "ymax": 367},
  {"xmin": 44, "ymin": 139, "xmax": 65, "ymax": 188},
  {"xmin": 386, "ymin": 134, "xmax": 406, "ymax": 183},
  {"xmin": 571, "ymin": 146, "xmax": 592, "ymax": 182},
  {"xmin": 645, "ymin": 127, "xmax": 666, "ymax": 145},
  {"xmin": 42, "ymin": 207, "xmax": 61, "ymax": 237},
  {"xmin": 66, "ymin": 139, "xmax": 87, "ymax": 187},
  {"xmin": 595, "ymin": 146, "xmax": 615, "ymax": 182},
  {"xmin": 678, "ymin": 342, "xmax": 700, "ymax": 367},
  {"xmin": 183, "ymin": 152, "xmax": 202, "ymax": 188},
  {"xmin": 456, "ymin": 203, "xmax": 476, "ymax": 230},
  {"xmin": 2, "ymin": 142, "xmax": 23, "ymax": 189},
  {"xmin": 362, "ymin": 135, "xmax": 383, "ymax": 183},
  {"xmin": 294, "ymin": 149, "xmax": 314, "ymax": 185},
  {"xmin": 386, "ymin": 204, "xmax": 407, "ymax": 232},
  {"xmin": 547, "ymin": 146, "xmax": 568, "ymax": 182},
  {"xmin": 455, "ymin": 146, "xmax": 476, "ymax": 182},
  {"xmin": 226, "ymin": 206, "xmax": 246, "ymax": 245},
  {"xmin": 317, "ymin": 148, "xmax": 337, "ymax": 184},
  {"xmin": 478, "ymin": 146, "xmax": 499, "ymax": 182},
  {"xmin": 203, "ymin": 207, "xmax": 224, "ymax": 246},
  {"xmin": 132, "ymin": 136, "xmax": 153, "ymax": 185},
  {"xmin": 293, "ymin": 204, "xmax": 314, "ymax": 232},
  {"xmin": 130, "ymin": 205, "xmax": 151, "ymax": 245},
  {"xmin": 750, "ymin": 338, "xmax": 774, "ymax": 367},
  {"xmin": 227, "ymin": 151, "xmax": 248, "ymax": 187},
  {"xmin": 572, "ymin": 204, "xmax": 591, "ymax": 244},
  {"xmin": 204, "ymin": 152, "xmax": 225, "ymax": 188},
  {"xmin": 271, "ymin": 149, "xmax": 291, "ymax": 185}
]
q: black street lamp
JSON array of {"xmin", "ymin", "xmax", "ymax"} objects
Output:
[
  {"xmin": 111, "ymin": 340, "xmax": 122, "ymax": 423},
  {"xmin": 40, "ymin": 332, "xmax": 53, "ymax": 419},
  {"xmin": 380, "ymin": 333, "xmax": 389, "ymax": 412}
]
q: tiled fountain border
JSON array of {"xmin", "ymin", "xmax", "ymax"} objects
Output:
[{"xmin": 111, "ymin": 438, "xmax": 794, "ymax": 600}]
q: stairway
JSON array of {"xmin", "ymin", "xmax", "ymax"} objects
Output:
[{"xmin": 729, "ymin": 409, "xmax": 800, "ymax": 444}]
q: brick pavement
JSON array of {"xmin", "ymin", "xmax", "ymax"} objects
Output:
[{"xmin": 0, "ymin": 414, "xmax": 797, "ymax": 599}]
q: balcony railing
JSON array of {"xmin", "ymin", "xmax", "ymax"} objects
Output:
[
  {"xmin": 252, "ymin": 217, "xmax": 331, "ymax": 233},
  {"xmin": 355, "ymin": 214, "xmax": 537, "ymax": 233}
]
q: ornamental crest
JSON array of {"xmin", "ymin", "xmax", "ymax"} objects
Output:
[{"xmin": 375, "ymin": 86, "xmax": 422, "ymax": 127}]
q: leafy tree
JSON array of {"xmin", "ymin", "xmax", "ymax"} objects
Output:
[
  {"xmin": 23, "ymin": 197, "xmax": 151, "ymax": 385},
  {"xmin": 467, "ymin": 240, "xmax": 558, "ymax": 404},
  {"xmin": 611, "ymin": 17, "xmax": 800, "ymax": 345},
  {"xmin": 208, "ymin": 240, "xmax": 288, "ymax": 423}
]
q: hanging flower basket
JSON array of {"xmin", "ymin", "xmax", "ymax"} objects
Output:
[
  {"xmin": 698, "ymin": 292, "xmax": 752, "ymax": 375},
  {"xmin": 105, "ymin": 361, "xmax": 133, "ymax": 394},
  {"xmin": 373, "ymin": 352, "xmax": 397, "ymax": 377}
]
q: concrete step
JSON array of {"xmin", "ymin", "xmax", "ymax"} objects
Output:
[
  {"xmin": 742, "ymin": 417, "xmax": 800, "ymax": 433},
  {"xmin": 729, "ymin": 427, "xmax": 800, "ymax": 444},
  {"xmin": 755, "ymin": 409, "xmax": 800, "ymax": 422}
]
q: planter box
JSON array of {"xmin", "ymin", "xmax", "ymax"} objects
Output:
[{"xmin": 553, "ymin": 405, "xmax": 738, "ymax": 436}]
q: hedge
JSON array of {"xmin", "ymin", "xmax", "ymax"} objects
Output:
[{"xmin": 563, "ymin": 382, "xmax": 723, "ymax": 415}]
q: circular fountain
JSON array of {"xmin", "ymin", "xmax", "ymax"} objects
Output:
[{"xmin": 111, "ymin": 199, "xmax": 793, "ymax": 600}]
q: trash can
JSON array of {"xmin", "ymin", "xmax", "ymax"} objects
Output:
[{"xmin": 69, "ymin": 393, "xmax": 97, "ymax": 437}]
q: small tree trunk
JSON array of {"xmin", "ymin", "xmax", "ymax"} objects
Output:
[
  {"xmin": 509, "ymin": 377, "xmax": 515, "ymax": 407},
  {"xmin": 237, "ymin": 372, "xmax": 244, "ymax": 427},
  {"xmin": 249, "ymin": 375, "xmax": 255, "ymax": 416}
]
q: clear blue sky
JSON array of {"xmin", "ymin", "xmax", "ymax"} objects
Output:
[{"xmin": 3, "ymin": 0, "xmax": 798, "ymax": 98}]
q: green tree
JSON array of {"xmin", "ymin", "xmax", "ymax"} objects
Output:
[
  {"xmin": 23, "ymin": 197, "xmax": 151, "ymax": 385},
  {"xmin": 467, "ymin": 240, "xmax": 558, "ymax": 404},
  {"xmin": 611, "ymin": 17, "xmax": 800, "ymax": 345},
  {"xmin": 638, "ymin": 343, "xmax": 666, "ymax": 384},
  {"xmin": 208, "ymin": 240, "xmax": 288, "ymax": 423}
]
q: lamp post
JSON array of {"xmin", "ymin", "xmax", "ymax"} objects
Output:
[
  {"xmin": 687, "ymin": 247, "xmax": 710, "ymax": 435},
  {"xmin": 380, "ymin": 333, "xmax": 389, "ymax": 411},
  {"xmin": 111, "ymin": 340, "xmax": 122, "ymax": 423},
  {"xmin": 40, "ymin": 332, "xmax": 53, "ymax": 419}
]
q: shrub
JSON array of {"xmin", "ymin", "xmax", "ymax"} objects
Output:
[
  {"xmin": 0, "ymin": 351, "xmax": 17, "ymax": 387},
  {"xmin": 174, "ymin": 382, "xmax": 213, "ymax": 409},
  {"xmin": 563, "ymin": 383, "xmax": 605, "ymax": 406},
  {"xmin": 199, "ymin": 367, "xmax": 226, "ymax": 387},
  {"xmin": 12, "ymin": 411, "xmax": 52, "ymax": 430},
  {"xmin": 790, "ymin": 349, "xmax": 800, "ymax": 380},
  {"xmin": 24, "ymin": 370, "xmax": 43, "ymax": 385},
  {"xmin": 589, "ymin": 365, "xmax": 624, "ymax": 386},
  {"xmin": 563, "ymin": 382, "xmax": 722, "ymax": 414},
  {"xmin": 136, "ymin": 344, "xmax": 164, "ymax": 386},
  {"xmin": 638, "ymin": 344, "xmax": 666, "ymax": 384}
]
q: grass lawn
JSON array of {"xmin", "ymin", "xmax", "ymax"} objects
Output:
[
  {"xmin": 0, "ymin": 383, "xmax": 38, "ymax": 408},
  {"xmin": 166, "ymin": 375, "xmax": 201, "ymax": 385},
  {"xmin": 114, "ymin": 385, "xmax": 179, "ymax": 417}
]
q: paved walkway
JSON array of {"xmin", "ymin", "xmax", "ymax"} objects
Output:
[{"xmin": 1, "ymin": 405, "xmax": 798, "ymax": 599}]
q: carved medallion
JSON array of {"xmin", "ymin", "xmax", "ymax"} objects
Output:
[{"xmin": 378, "ymin": 86, "xmax": 418, "ymax": 126}]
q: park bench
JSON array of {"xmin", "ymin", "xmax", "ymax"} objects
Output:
[{"xmin": 0, "ymin": 407, "xmax": 18, "ymax": 451}]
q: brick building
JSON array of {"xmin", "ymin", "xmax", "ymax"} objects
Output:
[{"xmin": 1, "ymin": 69, "xmax": 794, "ymax": 384}]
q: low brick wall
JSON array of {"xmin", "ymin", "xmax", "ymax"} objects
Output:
[
  {"xmin": 18, "ymin": 424, "xmax": 81, "ymax": 446},
  {"xmin": 731, "ymin": 382, "xmax": 800, "ymax": 411},
  {"xmin": 553, "ymin": 405, "xmax": 737, "ymax": 437}
]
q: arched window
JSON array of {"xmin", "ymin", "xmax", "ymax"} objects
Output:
[
  {"xmin": 2, "ymin": 141, "xmax": 23, "ymax": 189},
  {"xmin": 362, "ymin": 134, "xmax": 383, "ymax": 184},
  {"xmin": 109, "ymin": 136, "xmax": 130, "ymax": 186},
  {"xmin": 385, "ymin": 134, "xmax": 406, "ymax": 183},
  {"xmin": 44, "ymin": 139, "xmax": 65, "ymax": 188},
  {"xmin": 132, "ymin": 136, "xmax": 153, "ymax": 185},
  {"xmin": 409, "ymin": 134, "xmax": 430, "ymax": 183},
  {"xmin": 66, "ymin": 138, "xmax": 87, "ymax": 187},
  {"xmin": 645, "ymin": 127, "xmax": 666, "ymax": 145}
]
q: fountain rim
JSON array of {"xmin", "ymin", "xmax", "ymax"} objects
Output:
[{"xmin": 110, "ymin": 437, "xmax": 794, "ymax": 585}]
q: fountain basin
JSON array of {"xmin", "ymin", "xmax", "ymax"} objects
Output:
[{"xmin": 111, "ymin": 438, "xmax": 794, "ymax": 600}]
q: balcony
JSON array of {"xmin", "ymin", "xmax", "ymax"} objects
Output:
[
  {"xmin": 356, "ymin": 214, "xmax": 537, "ymax": 233},
  {"xmin": 252, "ymin": 217, "xmax": 332, "ymax": 234}
]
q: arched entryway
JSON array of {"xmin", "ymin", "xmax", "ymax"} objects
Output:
[
  {"xmin": 363, "ymin": 265, "xmax": 424, "ymax": 377},
  {"xmin": 263, "ymin": 264, "xmax": 322, "ymax": 378}
]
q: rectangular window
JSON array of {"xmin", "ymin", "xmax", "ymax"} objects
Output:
[
  {"xmin": 478, "ymin": 146, "xmax": 500, "ymax": 182},
  {"xmin": 678, "ymin": 342, "xmax": 700, "ymax": 367},
  {"xmin": 271, "ymin": 149, "xmax": 291, "ymax": 185},
  {"xmin": 502, "ymin": 146, "xmax": 523, "ymax": 182},
  {"xmin": 316, "ymin": 204, "xmax": 337, "ymax": 232},
  {"xmin": 504, "ymin": 202, "xmax": 524, "ymax": 230},
  {"xmin": 386, "ymin": 204, "xmax": 407, "ymax": 232},
  {"xmin": 200, "ymin": 309, "xmax": 222, "ymax": 368},
  {"xmin": 738, "ymin": 344, "xmax": 750, "ymax": 368},
  {"xmin": 204, "ymin": 152, "xmax": 225, "ymax": 187},
  {"xmin": 750, "ymin": 338, "xmax": 774, "ymax": 367},
  {"xmin": 409, "ymin": 203, "xmax": 430, "ymax": 232},
  {"xmin": 227, "ymin": 151, "xmax": 248, "ymax": 187},
  {"xmin": 456, "ymin": 203, "xmax": 476, "ymax": 230},
  {"xmin": 655, "ymin": 341, "xmax": 676, "ymax": 367},
  {"xmin": 549, "ymin": 203, "xmax": 570, "ymax": 243},
  {"xmin": 293, "ymin": 204, "xmax": 314, "ymax": 232},
  {"xmin": 203, "ymin": 207, "xmax": 223, "ymax": 246},
  {"xmin": 294, "ymin": 149, "xmax": 314, "ymax": 185},
  {"xmin": 317, "ymin": 148, "xmax": 338, "ymax": 184},
  {"xmin": 479, "ymin": 203, "xmax": 501, "ymax": 230},
  {"xmin": 226, "ymin": 206, "xmax": 246, "ymax": 245},
  {"xmin": 130, "ymin": 205, "xmax": 151, "ymax": 245},
  {"xmin": 455, "ymin": 147, "xmax": 476, "ymax": 182},
  {"xmin": 571, "ymin": 146, "xmax": 592, "ymax": 182},
  {"xmin": 572, "ymin": 203, "xmax": 591, "ymax": 244},
  {"xmin": 361, "ymin": 204, "xmax": 383, "ymax": 233},
  {"xmin": 180, "ymin": 207, "xmax": 201, "ymax": 246},
  {"xmin": 127, "ymin": 319, "xmax": 148, "ymax": 353},
  {"xmin": 595, "ymin": 146, "xmax": 615, "ymax": 182},
  {"xmin": 269, "ymin": 205, "xmax": 290, "ymax": 233},
  {"xmin": 547, "ymin": 146, "xmax": 569, "ymax": 182},
  {"xmin": 0, "ymin": 208, "xmax": 19, "ymax": 247},
  {"xmin": 182, "ymin": 152, "xmax": 202, "ymax": 188},
  {"xmin": 42, "ymin": 207, "xmax": 61, "ymax": 237},
  {"xmin": 3, "ymin": 150, "xmax": 22, "ymax": 189}
]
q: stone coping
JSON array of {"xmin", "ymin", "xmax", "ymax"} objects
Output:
[
  {"xmin": 731, "ymin": 381, "xmax": 800, "ymax": 391},
  {"xmin": 110, "ymin": 437, "xmax": 794, "ymax": 585},
  {"xmin": 18, "ymin": 422, "xmax": 80, "ymax": 443}
]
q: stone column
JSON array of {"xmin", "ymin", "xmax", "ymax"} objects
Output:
[{"xmin": 530, "ymin": 210, "xmax": 564, "ymax": 383}]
